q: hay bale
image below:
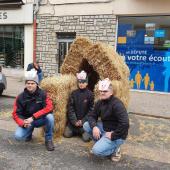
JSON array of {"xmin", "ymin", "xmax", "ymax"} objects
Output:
[
  {"xmin": 60, "ymin": 37, "xmax": 93, "ymax": 75},
  {"xmin": 40, "ymin": 37, "xmax": 130, "ymax": 139},
  {"xmin": 40, "ymin": 74, "xmax": 77, "ymax": 138}
]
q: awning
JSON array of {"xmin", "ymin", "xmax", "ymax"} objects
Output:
[{"xmin": 0, "ymin": 0, "xmax": 24, "ymax": 9}]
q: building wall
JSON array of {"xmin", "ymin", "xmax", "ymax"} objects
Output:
[
  {"xmin": 36, "ymin": 14, "xmax": 116, "ymax": 76},
  {"xmin": 113, "ymin": 0, "xmax": 170, "ymax": 15}
]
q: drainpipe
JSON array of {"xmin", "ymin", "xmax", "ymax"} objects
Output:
[{"xmin": 33, "ymin": 0, "xmax": 41, "ymax": 62}]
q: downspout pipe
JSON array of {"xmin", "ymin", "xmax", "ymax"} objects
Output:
[{"xmin": 33, "ymin": 0, "xmax": 41, "ymax": 62}]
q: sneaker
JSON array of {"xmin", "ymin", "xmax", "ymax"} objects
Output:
[
  {"xmin": 45, "ymin": 140, "xmax": 55, "ymax": 151},
  {"xmin": 25, "ymin": 135, "xmax": 32, "ymax": 142},
  {"xmin": 111, "ymin": 147, "xmax": 121, "ymax": 162},
  {"xmin": 82, "ymin": 132, "xmax": 91, "ymax": 142}
]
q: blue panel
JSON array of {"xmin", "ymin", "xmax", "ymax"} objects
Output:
[{"xmin": 117, "ymin": 24, "xmax": 170, "ymax": 93}]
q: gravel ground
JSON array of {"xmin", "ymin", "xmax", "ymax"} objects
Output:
[{"xmin": 0, "ymin": 129, "xmax": 170, "ymax": 170}]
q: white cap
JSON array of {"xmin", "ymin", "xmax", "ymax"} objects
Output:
[
  {"xmin": 98, "ymin": 78, "xmax": 111, "ymax": 91},
  {"xmin": 25, "ymin": 69, "xmax": 39, "ymax": 84},
  {"xmin": 76, "ymin": 70, "xmax": 87, "ymax": 80}
]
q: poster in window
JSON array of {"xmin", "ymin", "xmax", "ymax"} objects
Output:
[
  {"xmin": 118, "ymin": 37, "xmax": 126, "ymax": 44},
  {"xmin": 155, "ymin": 30, "xmax": 165, "ymax": 38},
  {"xmin": 144, "ymin": 36, "xmax": 154, "ymax": 44},
  {"xmin": 127, "ymin": 30, "xmax": 136, "ymax": 37},
  {"xmin": 145, "ymin": 23, "xmax": 156, "ymax": 31}
]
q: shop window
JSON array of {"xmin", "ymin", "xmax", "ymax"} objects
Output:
[
  {"xmin": 0, "ymin": 25, "xmax": 24, "ymax": 68},
  {"xmin": 57, "ymin": 32, "xmax": 76, "ymax": 72},
  {"xmin": 117, "ymin": 16, "xmax": 170, "ymax": 93}
]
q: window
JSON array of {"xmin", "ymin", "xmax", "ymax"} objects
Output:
[
  {"xmin": 117, "ymin": 16, "xmax": 170, "ymax": 93},
  {"xmin": 57, "ymin": 32, "xmax": 76, "ymax": 72},
  {"xmin": 0, "ymin": 25, "xmax": 24, "ymax": 68}
]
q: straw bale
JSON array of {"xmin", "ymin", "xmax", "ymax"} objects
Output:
[
  {"xmin": 84, "ymin": 42, "xmax": 129, "ymax": 81},
  {"xmin": 39, "ymin": 37, "xmax": 130, "ymax": 139},
  {"xmin": 40, "ymin": 74, "xmax": 77, "ymax": 138},
  {"xmin": 60, "ymin": 37, "xmax": 93, "ymax": 75}
]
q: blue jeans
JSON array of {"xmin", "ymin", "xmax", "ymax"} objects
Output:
[
  {"xmin": 83, "ymin": 121, "xmax": 124, "ymax": 157},
  {"xmin": 14, "ymin": 113, "xmax": 54, "ymax": 141}
]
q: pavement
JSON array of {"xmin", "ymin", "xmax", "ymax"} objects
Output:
[
  {"xmin": 0, "ymin": 114, "xmax": 170, "ymax": 170},
  {"xmin": 2, "ymin": 67, "xmax": 24, "ymax": 97}
]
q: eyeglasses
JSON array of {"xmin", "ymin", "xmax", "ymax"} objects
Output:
[
  {"xmin": 100, "ymin": 90, "xmax": 109, "ymax": 93},
  {"xmin": 78, "ymin": 80, "xmax": 87, "ymax": 84}
]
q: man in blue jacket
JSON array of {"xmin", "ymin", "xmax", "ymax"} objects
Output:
[
  {"xmin": 83, "ymin": 78, "xmax": 129, "ymax": 162},
  {"xmin": 27, "ymin": 59, "xmax": 43, "ymax": 83}
]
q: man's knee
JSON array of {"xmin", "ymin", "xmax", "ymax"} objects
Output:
[
  {"xmin": 92, "ymin": 145, "xmax": 103, "ymax": 156},
  {"xmin": 83, "ymin": 121, "xmax": 91, "ymax": 133},
  {"xmin": 63, "ymin": 126, "xmax": 73, "ymax": 138},
  {"xmin": 14, "ymin": 130, "xmax": 25, "ymax": 141},
  {"xmin": 46, "ymin": 113, "xmax": 54, "ymax": 124}
]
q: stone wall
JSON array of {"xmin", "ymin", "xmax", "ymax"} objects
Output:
[{"xmin": 36, "ymin": 14, "xmax": 117, "ymax": 76}]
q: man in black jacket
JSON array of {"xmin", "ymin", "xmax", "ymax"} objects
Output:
[
  {"xmin": 63, "ymin": 70, "xmax": 94, "ymax": 142},
  {"xmin": 83, "ymin": 78, "xmax": 129, "ymax": 161}
]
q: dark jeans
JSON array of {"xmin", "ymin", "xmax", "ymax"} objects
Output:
[{"xmin": 63, "ymin": 122, "xmax": 84, "ymax": 137}]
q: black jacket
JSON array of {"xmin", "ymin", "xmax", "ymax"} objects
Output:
[
  {"xmin": 88, "ymin": 95, "xmax": 129, "ymax": 141},
  {"xmin": 67, "ymin": 88, "xmax": 94, "ymax": 126}
]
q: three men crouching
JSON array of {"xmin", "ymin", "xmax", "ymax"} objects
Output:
[{"xmin": 12, "ymin": 69, "xmax": 129, "ymax": 162}]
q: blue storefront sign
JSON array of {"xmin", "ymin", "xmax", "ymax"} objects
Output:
[{"xmin": 117, "ymin": 24, "xmax": 170, "ymax": 92}]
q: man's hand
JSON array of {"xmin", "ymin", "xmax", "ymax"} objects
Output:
[
  {"xmin": 105, "ymin": 132, "xmax": 113, "ymax": 140},
  {"xmin": 92, "ymin": 126, "xmax": 101, "ymax": 140},
  {"xmin": 75, "ymin": 120, "xmax": 82, "ymax": 127},
  {"xmin": 24, "ymin": 117, "xmax": 33, "ymax": 128}
]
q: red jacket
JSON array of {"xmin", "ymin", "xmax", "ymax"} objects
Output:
[{"xmin": 12, "ymin": 87, "xmax": 53, "ymax": 127}]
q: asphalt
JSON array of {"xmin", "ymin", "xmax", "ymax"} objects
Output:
[{"xmin": 0, "ymin": 129, "xmax": 170, "ymax": 170}]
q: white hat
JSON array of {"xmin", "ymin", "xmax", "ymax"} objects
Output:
[
  {"xmin": 25, "ymin": 69, "xmax": 39, "ymax": 84},
  {"xmin": 76, "ymin": 70, "xmax": 87, "ymax": 81},
  {"xmin": 98, "ymin": 78, "xmax": 111, "ymax": 91}
]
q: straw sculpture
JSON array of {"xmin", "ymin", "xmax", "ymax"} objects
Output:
[{"xmin": 40, "ymin": 36, "xmax": 130, "ymax": 139}]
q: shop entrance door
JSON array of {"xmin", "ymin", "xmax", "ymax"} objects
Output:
[{"xmin": 0, "ymin": 25, "xmax": 24, "ymax": 68}]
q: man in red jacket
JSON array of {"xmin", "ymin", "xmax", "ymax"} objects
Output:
[{"xmin": 12, "ymin": 70, "xmax": 54, "ymax": 151}]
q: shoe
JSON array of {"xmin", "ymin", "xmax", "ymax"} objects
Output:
[
  {"xmin": 45, "ymin": 140, "xmax": 55, "ymax": 151},
  {"xmin": 111, "ymin": 147, "xmax": 121, "ymax": 162},
  {"xmin": 82, "ymin": 132, "xmax": 91, "ymax": 142},
  {"xmin": 25, "ymin": 135, "xmax": 32, "ymax": 142}
]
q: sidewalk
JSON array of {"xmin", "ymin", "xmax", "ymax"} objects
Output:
[{"xmin": 2, "ymin": 68, "xmax": 24, "ymax": 97}]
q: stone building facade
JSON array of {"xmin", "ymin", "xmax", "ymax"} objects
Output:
[{"xmin": 36, "ymin": 14, "xmax": 116, "ymax": 76}]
